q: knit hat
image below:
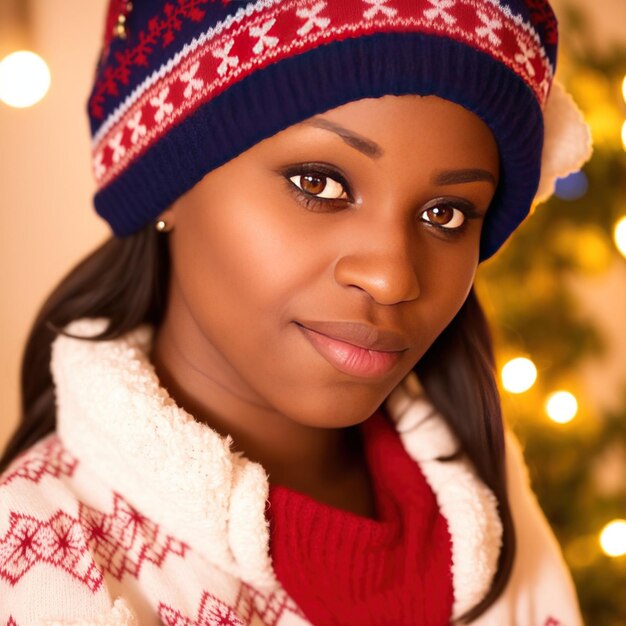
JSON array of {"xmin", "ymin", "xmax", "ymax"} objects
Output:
[{"xmin": 88, "ymin": 0, "xmax": 591, "ymax": 259}]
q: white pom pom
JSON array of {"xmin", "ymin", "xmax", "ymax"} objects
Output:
[{"xmin": 535, "ymin": 81, "xmax": 593, "ymax": 204}]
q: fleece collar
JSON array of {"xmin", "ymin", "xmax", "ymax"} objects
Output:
[{"xmin": 52, "ymin": 319, "xmax": 501, "ymax": 619}]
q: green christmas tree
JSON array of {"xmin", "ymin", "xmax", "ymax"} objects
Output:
[{"xmin": 477, "ymin": 4, "xmax": 626, "ymax": 624}]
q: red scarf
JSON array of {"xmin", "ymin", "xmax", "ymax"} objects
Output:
[{"xmin": 267, "ymin": 411, "xmax": 453, "ymax": 625}]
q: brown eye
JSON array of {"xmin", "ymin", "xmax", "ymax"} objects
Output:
[
  {"xmin": 290, "ymin": 173, "xmax": 348, "ymax": 200},
  {"xmin": 421, "ymin": 205, "xmax": 466, "ymax": 229},
  {"xmin": 301, "ymin": 174, "xmax": 325, "ymax": 195}
]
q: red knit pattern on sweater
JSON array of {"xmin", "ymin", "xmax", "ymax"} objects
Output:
[{"xmin": 267, "ymin": 411, "xmax": 453, "ymax": 626}]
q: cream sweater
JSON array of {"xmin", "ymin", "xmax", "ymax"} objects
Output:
[{"xmin": 0, "ymin": 319, "xmax": 583, "ymax": 625}]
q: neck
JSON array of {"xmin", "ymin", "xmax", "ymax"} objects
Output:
[{"xmin": 150, "ymin": 298, "xmax": 363, "ymax": 489}]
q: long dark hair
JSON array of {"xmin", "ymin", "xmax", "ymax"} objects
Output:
[{"xmin": 0, "ymin": 227, "xmax": 513, "ymax": 623}]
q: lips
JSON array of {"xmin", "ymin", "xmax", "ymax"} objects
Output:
[
  {"xmin": 297, "ymin": 320, "xmax": 409, "ymax": 352},
  {"xmin": 295, "ymin": 320, "xmax": 409, "ymax": 378}
]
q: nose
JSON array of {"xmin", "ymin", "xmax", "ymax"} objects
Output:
[{"xmin": 333, "ymin": 225, "xmax": 421, "ymax": 306}]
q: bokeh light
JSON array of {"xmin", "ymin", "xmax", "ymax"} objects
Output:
[
  {"xmin": 545, "ymin": 391, "xmax": 578, "ymax": 424},
  {"xmin": 614, "ymin": 216, "xmax": 626, "ymax": 258},
  {"xmin": 501, "ymin": 357, "xmax": 538, "ymax": 393},
  {"xmin": 622, "ymin": 120, "xmax": 626, "ymax": 152},
  {"xmin": 0, "ymin": 51, "xmax": 51, "ymax": 108},
  {"xmin": 574, "ymin": 226, "xmax": 612, "ymax": 273},
  {"xmin": 554, "ymin": 170, "xmax": 588, "ymax": 201},
  {"xmin": 599, "ymin": 519, "xmax": 626, "ymax": 557}
]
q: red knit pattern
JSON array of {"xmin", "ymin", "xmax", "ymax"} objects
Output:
[
  {"xmin": 267, "ymin": 411, "xmax": 453, "ymax": 626},
  {"xmin": 235, "ymin": 582, "xmax": 308, "ymax": 626},
  {"xmin": 0, "ymin": 436, "xmax": 78, "ymax": 487},
  {"xmin": 91, "ymin": 0, "xmax": 553, "ymax": 189},
  {"xmin": 159, "ymin": 590, "xmax": 245, "ymax": 625},
  {"xmin": 0, "ymin": 490, "xmax": 188, "ymax": 591}
]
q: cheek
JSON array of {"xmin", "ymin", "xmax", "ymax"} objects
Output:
[
  {"xmin": 430, "ymin": 252, "xmax": 477, "ymax": 310},
  {"xmin": 409, "ymin": 239, "xmax": 479, "ymax": 356},
  {"xmin": 171, "ymin": 197, "xmax": 302, "ymax": 316}
]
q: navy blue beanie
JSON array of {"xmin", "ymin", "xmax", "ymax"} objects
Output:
[{"xmin": 89, "ymin": 0, "xmax": 558, "ymax": 259}]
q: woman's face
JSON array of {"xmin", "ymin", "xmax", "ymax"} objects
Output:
[{"xmin": 164, "ymin": 95, "xmax": 499, "ymax": 427}]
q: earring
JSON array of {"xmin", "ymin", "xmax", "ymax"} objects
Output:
[{"xmin": 155, "ymin": 219, "xmax": 170, "ymax": 233}]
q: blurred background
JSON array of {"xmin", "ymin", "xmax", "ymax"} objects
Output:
[{"xmin": 0, "ymin": 1, "xmax": 625, "ymax": 623}]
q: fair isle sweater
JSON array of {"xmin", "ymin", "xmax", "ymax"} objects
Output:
[{"xmin": 0, "ymin": 319, "xmax": 583, "ymax": 625}]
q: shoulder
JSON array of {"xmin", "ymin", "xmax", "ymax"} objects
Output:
[
  {"xmin": 472, "ymin": 430, "xmax": 584, "ymax": 626},
  {"xmin": 0, "ymin": 434, "xmax": 82, "ymax": 527},
  {"xmin": 0, "ymin": 435, "xmax": 141, "ymax": 625},
  {"xmin": 386, "ymin": 378, "xmax": 584, "ymax": 625},
  {"xmin": 0, "ymin": 435, "xmax": 236, "ymax": 626}
]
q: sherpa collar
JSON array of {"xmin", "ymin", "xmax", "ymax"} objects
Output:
[{"xmin": 52, "ymin": 319, "xmax": 501, "ymax": 619}]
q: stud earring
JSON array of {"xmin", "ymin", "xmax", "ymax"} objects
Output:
[{"xmin": 155, "ymin": 219, "xmax": 170, "ymax": 233}]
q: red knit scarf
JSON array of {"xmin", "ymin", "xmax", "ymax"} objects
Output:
[{"xmin": 267, "ymin": 411, "xmax": 453, "ymax": 625}]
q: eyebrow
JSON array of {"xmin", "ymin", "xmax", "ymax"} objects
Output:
[
  {"xmin": 302, "ymin": 118, "xmax": 497, "ymax": 186},
  {"xmin": 432, "ymin": 168, "xmax": 497, "ymax": 187},
  {"xmin": 303, "ymin": 117, "xmax": 384, "ymax": 159}
]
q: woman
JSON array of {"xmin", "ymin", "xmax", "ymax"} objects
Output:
[{"xmin": 0, "ymin": 0, "xmax": 591, "ymax": 623}]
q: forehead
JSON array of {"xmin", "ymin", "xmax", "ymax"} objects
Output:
[{"xmin": 251, "ymin": 94, "xmax": 499, "ymax": 174}]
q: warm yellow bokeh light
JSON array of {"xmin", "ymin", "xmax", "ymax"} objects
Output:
[
  {"xmin": 622, "ymin": 120, "xmax": 626, "ymax": 152},
  {"xmin": 0, "ymin": 51, "xmax": 51, "ymax": 108},
  {"xmin": 501, "ymin": 357, "xmax": 538, "ymax": 393},
  {"xmin": 615, "ymin": 216, "xmax": 626, "ymax": 259},
  {"xmin": 545, "ymin": 391, "xmax": 578, "ymax": 424},
  {"xmin": 553, "ymin": 224, "xmax": 612, "ymax": 273},
  {"xmin": 599, "ymin": 519, "xmax": 626, "ymax": 557},
  {"xmin": 575, "ymin": 227, "xmax": 612, "ymax": 273},
  {"xmin": 569, "ymin": 70, "xmax": 621, "ymax": 148}
]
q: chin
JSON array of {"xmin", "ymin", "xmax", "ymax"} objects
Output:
[{"xmin": 279, "ymin": 384, "xmax": 392, "ymax": 429}]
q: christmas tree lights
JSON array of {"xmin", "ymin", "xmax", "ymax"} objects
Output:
[
  {"xmin": 501, "ymin": 357, "xmax": 538, "ymax": 394},
  {"xmin": 614, "ymin": 216, "xmax": 626, "ymax": 258},
  {"xmin": 545, "ymin": 391, "xmax": 579, "ymax": 424},
  {"xmin": 599, "ymin": 519, "xmax": 626, "ymax": 558}
]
